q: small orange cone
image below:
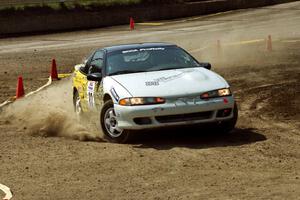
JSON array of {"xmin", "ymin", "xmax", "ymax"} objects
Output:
[
  {"xmin": 266, "ymin": 35, "xmax": 272, "ymax": 51},
  {"xmin": 130, "ymin": 17, "xmax": 135, "ymax": 30},
  {"xmin": 50, "ymin": 58, "xmax": 59, "ymax": 80},
  {"xmin": 16, "ymin": 76, "xmax": 25, "ymax": 99}
]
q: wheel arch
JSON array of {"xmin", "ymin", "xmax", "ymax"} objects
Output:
[{"xmin": 103, "ymin": 93, "xmax": 112, "ymax": 103}]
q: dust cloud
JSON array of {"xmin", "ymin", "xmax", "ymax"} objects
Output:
[{"xmin": 1, "ymin": 78, "xmax": 103, "ymax": 142}]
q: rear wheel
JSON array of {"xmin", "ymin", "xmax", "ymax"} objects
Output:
[
  {"xmin": 100, "ymin": 100, "xmax": 132, "ymax": 143},
  {"xmin": 215, "ymin": 102, "xmax": 238, "ymax": 134}
]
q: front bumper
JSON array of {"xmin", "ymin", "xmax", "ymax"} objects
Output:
[{"xmin": 114, "ymin": 96, "xmax": 235, "ymax": 130}]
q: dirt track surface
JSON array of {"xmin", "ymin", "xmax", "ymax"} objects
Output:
[{"xmin": 0, "ymin": 2, "xmax": 300, "ymax": 199}]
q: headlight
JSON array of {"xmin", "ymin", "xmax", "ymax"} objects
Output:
[
  {"xmin": 119, "ymin": 97, "xmax": 165, "ymax": 106},
  {"xmin": 200, "ymin": 88, "xmax": 231, "ymax": 99}
]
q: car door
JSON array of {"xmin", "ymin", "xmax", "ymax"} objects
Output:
[
  {"xmin": 85, "ymin": 50, "xmax": 105, "ymax": 112},
  {"xmin": 73, "ymin": 56, "xmax": 91, "ymax": 112}
]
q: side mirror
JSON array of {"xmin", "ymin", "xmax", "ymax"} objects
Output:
[
  {"xmin": 87, "ymin": 72, "xmax": 102, "ymax": 82},
  {"xmin": 200, "ymin": 62, "xmax": 212, "ymax": 70}
]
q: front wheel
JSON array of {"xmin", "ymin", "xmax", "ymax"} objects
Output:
[{"xmin": 100, "ymin": 100, "xmax": 132, "ymax": 143}]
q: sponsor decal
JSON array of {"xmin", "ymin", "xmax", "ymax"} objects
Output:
[
  {"xmin": 122, "ymin": 49, "xmax": 138, "ymax": 54},
  {"xmin": 87, "ymin": 81, "xmax": 96, "ymax": 108},
  {"xmin": 152, "ymin": 107, "xmax": 164, "ymax": 112},
  {"xmin": 175, "ymin": 97, "xmax": 200, "ymax": 106},
  {"xmin": 110, "ymin": 88, "xmax": 120, "ymax": 101},
  {"xmin": 145, "ymin": 81, "xmax": 159, "ymax": 86},
  {"xmin": 140, "ymin": 47, "xmax": 165, "ymax": 51},
  {"xmin": 122, "ymin": 47, "xmax": 165, "ymax": 54},
  {"xmin": 154, "ymin": 69, "xmax": 194, "ymax": 83},
  {"xmin": 174, "ymin": 97, "xmax": 223, "ymax": 106}
]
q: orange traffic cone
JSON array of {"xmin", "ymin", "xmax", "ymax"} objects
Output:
[
  {"xmin": 266, "ymin": 35, "xmax": 272, "ymax": 51},
  {"xmin": 50, "ymin": 58, "xmax": 59, "ymax": 80},
  {"xmin": 130, "ymin": 17, "xmax": 135, "ymax": 30},
  {"xmin": 16, "ymin": 76, "xmax": 25, "ymax": 99}
]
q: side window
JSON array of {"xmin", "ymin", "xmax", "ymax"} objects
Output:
[
  {"xmin": 89, "ymin": 50, "xmax": 104, "ymax": 74},
  {"xmin": 80, "ymin": 53, "xmax": 93, "ymax": 74}
]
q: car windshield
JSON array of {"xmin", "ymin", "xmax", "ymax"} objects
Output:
[{"xmin": 106, "ymin": 46, "xmax": 200, "ymax": 75}]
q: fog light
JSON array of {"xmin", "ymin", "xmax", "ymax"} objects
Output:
[
  {"xmin": 133, "ymin": 117, "xmax": 152, "ymax": 125},
  {"xmin": 217, "ymin": 108, "xmax": 232, "ymax": 117}
]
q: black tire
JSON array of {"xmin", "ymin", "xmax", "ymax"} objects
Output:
[
  {"xmin": 100, "ymin": 100, "xmax": 132, "ymax": 143},
  {"xmin": 215, "ymin": 102, "xmax": 238, "ymax": 134}
]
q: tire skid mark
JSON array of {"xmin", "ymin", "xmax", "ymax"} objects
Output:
[
  {"xmin": 190, "ymin": 38, "xmax": 266, "ymax": 53},
  {"xmin": 234, "ymin": 81, "xmax": 298, "ymax": 113},
  {"xmin": 0, "ymin": 183, "xmax": 12, "ymax": 200},
  {"xmin": 234, "ymin": 81, "xmax": 297, "ymax": 94}
]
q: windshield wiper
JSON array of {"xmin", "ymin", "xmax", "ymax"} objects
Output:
[
  {"xmin": 157, "ymin": 66, "xmax": 200, "ymax": 71},
  {"xmin": 109, "ymin": 70, "xmax": 147, "ymax": 76},
  {"xmin": 155, "ymin": 67, "xmax": 180, "ymax": 71}
]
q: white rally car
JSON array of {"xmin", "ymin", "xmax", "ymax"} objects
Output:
[{"xmin": 72, "ymin": 43, "xmax": 238, "ymax": 143}]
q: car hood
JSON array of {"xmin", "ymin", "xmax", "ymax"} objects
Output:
[{"xmin": 110, "ymin": 68, "xmax": 229, "ymax": 97}]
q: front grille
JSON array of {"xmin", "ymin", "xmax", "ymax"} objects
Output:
[{"xmin": 155, "ymin": 111, "xmax": 212, "ymax": 123}]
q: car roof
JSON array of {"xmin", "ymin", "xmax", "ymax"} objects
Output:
[{"xmin": 102, "ymin": 42, "xmax": 177, "ymax": 53}]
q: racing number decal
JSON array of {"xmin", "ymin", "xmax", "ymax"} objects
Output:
[{"xmin": 87, "ymin": 81, "xmax": 96, "ymax": 108}]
